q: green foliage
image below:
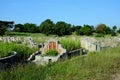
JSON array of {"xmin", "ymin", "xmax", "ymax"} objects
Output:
[
  {"xmin": 95, "ymin": 23, "xmax": 107, "ymax": 34},
  {"xmin": 72, "ymin": 25, "xmax": 82, "ymax": 35},
  {"xmin": 0, "ymin": 42, "xmax": 37, "ymax": 60},
  {"xmin": 24, "ymin": 23, "xmax": 38, "ymax": 33},
  {"xmin": 112, "ymin": 25, "xmax": 117, "ymax": 31},
  {"xmin": 111, "ymin": 30, "xmax": 117, "ymax": 36},
  {"xmin": 104, "ymin": 27, "xmax": 112, "ymax": 34},
  {"xmin": 12, "ymin": 19, "xmax": 119, "ymax": 37},
  {"xmin": 14, "ymin": 24, "xmax": 24, "ymax": 32},
  {"xmin": 95, "ymin": 33, "xmax": 104, "ymax": 37},
  {"xmin": 79, "ymin": 25, "xmax": 93, "ymax": 36},
  {"xmin": 39, "ymin": 19, "xmax": 55, "ymax": 36},
  {"xmin": 45, "ymin": 50, "xmax": 58, "ymax": 56},
  {"xmin": 75, "ymin": 25, "xmax": 94, "ymax": 36},
  {"xmin": 60, "ymin": 37, "xmax": 81, "ymax": 51},
  {"xmin": 38, "ymin": 19, "xmax": 72, "ymax": 36},
  {"xmin": 14, "ymin": 23, "xmax": 38, "ymax": 33},
  {"xmin": 55, "ymin": 21, "xmax": 72, "ymax": 36},
  {"xmin": 0, "ymin": 21, "xmax": 14, "ymax": 36},
  {"xmin": 117, "ymin": 28, "xmax": 120, "ymax": 33},
  {"xmin": 0, "ymin": 25, "xmax": 7, "ymax": 36},
  {"xmin": 1, "ymin": 46, "xmax": 120, "ymax": 80}
]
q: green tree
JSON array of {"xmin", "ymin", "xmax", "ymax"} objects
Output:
[
  {"xmin": 0, "ymin": 25, "xmax": 7, "ymax": 36},
  {"xmin": 24, "ymin": 23, "xmax": 37, "ymax": 33},
  {"xmin": 0, "ymin": 21, "xmax": 14, "ymax": 36},
  {"xmin": 111, "ymin": 30, "xmax": 117, "ymax": 36},
  {"xmin": 14, "ymin": 24, "xmax": 24, "ymax": 32},
  {"xmin": 104, "ymin": 27, "xmax": 112, "ymax": 34},
  {"xmin": 117, "ymin": 28, "xmax": 120, "ymax": 33},
  {"xmin": 55, "ymin": 21, "xmax": 72, "ymax": 36},
  {"xmin": 111, "ymin": 25, "xmax": 117, "ymax": 36},
  {"xmin": 95, "ymin": 24, "xmax": 106, "ymax": 34},
  {"xmin": 79, "ymin": 25, "xmax": 94, "ymax": 36},
  {"xmin": 71, "ymin": 25, "xmax": 82, "ymax": 32},
  {"xmin": 112, "ymin": 25, "xmax": 117, "ymax": 32},
  {"xmin": 39, "ymin": 19, "xmax": 55, "ymax": 36}
]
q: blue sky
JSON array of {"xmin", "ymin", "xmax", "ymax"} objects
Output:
[{"xmin": 0, "ymin": 0, "xmax": 120, "ymax": 27}]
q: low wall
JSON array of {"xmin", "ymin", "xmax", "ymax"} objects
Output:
[
  {"xmin": 0, "ymin": 52, "xmax": 17, "ymax": 71},
  {"xmin": 59, "ymin": 48, "xmax": 87, "ymax": 59}
]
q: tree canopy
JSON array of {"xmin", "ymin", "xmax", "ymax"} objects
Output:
[
  {"xmin": 39, "ymin": 19, "xmax": 55, "ymax": 36},
  {"xmin": 0, "ymin": 20, "xmax": 14, "ymax": 36},
  {"xmin": 0, "ymin": 19, "xmax": 119, "ymax": 37}
]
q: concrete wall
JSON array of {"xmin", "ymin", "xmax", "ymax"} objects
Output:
[{"xmin": 0, "ymin": 52, "xmax": 17, "ymax": 71}]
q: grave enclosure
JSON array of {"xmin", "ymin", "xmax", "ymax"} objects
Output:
[
  {"xmin": 28, "ymin": 39, "xmax": 87, "ymax": 65},
  {"xmin": 1, "ymin": 36, "xmax": 120, "ymax": 66},
  {"xmin": 81, "ymin": 37, "xmax": 120, "ymax": 52}
]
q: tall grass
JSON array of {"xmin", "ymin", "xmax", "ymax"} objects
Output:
[
  {"xmin": 0, "ymin": 42, "xmax": 38, "ymax": 60},
  {"xmin": 1, "ymin": 46, "xmax": 120, "ymax": 80},
  {"xmin": 59, "ymin": 37, "xmax": 81, "ymax": 51}
]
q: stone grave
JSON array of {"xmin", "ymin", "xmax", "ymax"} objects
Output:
[
  {"xmin": 81, "ymin": 37, "xmax": 120, "ymax": 52},
  {"xmin": 40, "ymin": 39, "xmax": 66, "ymax": 54},
  {"xmin": 30, "ymin": 39, "xmax": 66, "ymax": 65}
]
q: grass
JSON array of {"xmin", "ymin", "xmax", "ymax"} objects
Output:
[
  {"xmin": 1, "ymin": 46, "xmax": 120, "ymax": 80},
  {"xmin": 59, "ymin": 37, "xmax": 81, "ymax": 51},
  {"xmin": 1, "ymin": 33, "xmax": 120, "ymax": 80},
  {"xmin": 7, "ymin": 32, "xmax": 58, "ymax": 37},
  {"xmin": 45, "ymin": 50, "xmax": 58, "ymax": 56},
  {"xmin": 0, "ymin": 42, "xmax": 38, "ymax": 60}
]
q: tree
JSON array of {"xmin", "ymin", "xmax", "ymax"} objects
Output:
[
  {"xmin": 95, "ymin": 24, "xmax": 107, "ymax": 34},
  {"xmin": 112, "ymin": 25, "xmax": 117, "ymax": 31},
  {"xmin": 24, "ymin": 23, "xmax": 37, "ymax": 33},
  {"xmin": 0, "ymin": 25, "xmax": 7, "ymax": 36},
  {"xmin": 0, "ymin": 21, "xmax": 14, "ymax": 36},
  {"xmin": 79, "ymin": 25, "xmax": 94, "ymax": 36},
  {"xmin": 111, "ymin": 30, "xmax": 117, "ymax": 36},
  {"xmin": 117, "ymin": 28, "xmax": 120, "ymax": 33},
  {"xmin": 104, "ymin": 27, "xmax": 112, "ymax": 34},
  {"xmin": 14, "ymin": 24, "xmax": 24, "ymax": 32},
  {"xmin": 39, "ymin": 19, "xmax": 55, "ymax": 36},
  {"xmin": 55, "ymin": 21, "xmax": 72, "ymax": 36},
  {"xmin": 71, "ymin": 25, "xmax": 82, "ymax": 35},
  {"xmin": 71, "ymin": 25, "xmax": 82, "ymax": 32}
]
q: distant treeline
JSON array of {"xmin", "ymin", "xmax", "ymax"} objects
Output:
[
  {"xmin": 0, "ymin": 21, "xmax": 14, "ymax": 36},
  {"xmin": 0, "ymin": 19, "xmax": 120, "ymax": 36}
]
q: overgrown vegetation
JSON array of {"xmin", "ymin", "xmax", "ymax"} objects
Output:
[
  {"xmin": 0, "ymin": 42, "xmax": 38, "ymax": 60},
  {"xmin": 59, "ymin": 37, "xmax": 81, "ymax": 51},
  {"xmin": 0, "ymin": 21, "xmax": 14, "ymax": 36},
  {"xmin": 45, "ymin": 50, "xmax": 58, "ymax": 56},
  {"xmin": 0, "ymin": 46, "xmax": 120, "ymax": 80},
  {"xmin": 12, "ymin": 19, "xmax": 120, "ymax": 36}
]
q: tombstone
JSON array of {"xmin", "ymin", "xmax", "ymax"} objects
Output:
[
  {"xmin": 81, "ymin": 37, "xmax": 97, "ymax": 51},
  {"xmin": 40, "ymin": 39, "xmax": 66, "ymax": 55}
]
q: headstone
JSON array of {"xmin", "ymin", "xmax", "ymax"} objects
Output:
[{"xmin": 40, "ymin": 39, "xmax": 66, "ymax": 54}]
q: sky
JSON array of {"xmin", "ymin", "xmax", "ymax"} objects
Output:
[{"xmin": 0, "ymin": 0, "xmax": 120, "ymax": 27}]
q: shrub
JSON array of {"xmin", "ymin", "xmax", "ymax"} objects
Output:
[
  {"xmin": 45, "ymin": 50, "xmax": 58, "ymax": 56},
  {"xmin": 111, "ymin": 31, "xmax": 117, "ymax": 36},
  {"xmin": 0, "ymin": 42, "xmax": 37, "ymax": 61},
  {"xmin": 95, "ymin": 33, "xmax": 104, "ymax": 37},
  {"xmin": 59, "ymin": 37, "xmax": 81, "ymax": 51}
]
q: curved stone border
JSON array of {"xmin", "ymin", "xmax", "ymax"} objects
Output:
[
  {"xmin": 0, "ymin": 51, "xmax": 17, "ymax": 63},
  {"xmin": 0, "ymin": 51, "xmax": 17, "ymax": 71}
]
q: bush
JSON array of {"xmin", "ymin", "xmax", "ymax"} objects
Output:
[
  {"xmin": 45, "ymin": 50, "xmax": 58, "ymax": 56},
  {"xmin": 0, "ymin": 42, "xmax": 37, "ymax": 61},
  {"xmin": 111, "ymin": 31, "xmax": 117, "ymax": 36},
  {"xmin": 95, "ymin": 33, "xmax": 104, "ymax": 37},
  {"xmin": 0, "ymin": 26, "xmax": 7, "ymax": 36},
  {"xmin": 1, "ymin": 46, "xmax": 120, "ymax": 80},
  {"xmin": 59, "ymin": 37, "xmax": 81, "ymax": 51}
]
